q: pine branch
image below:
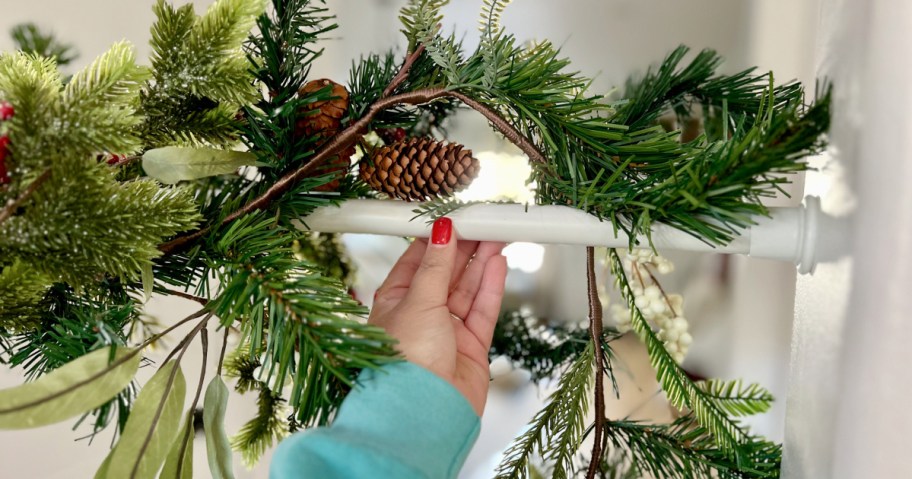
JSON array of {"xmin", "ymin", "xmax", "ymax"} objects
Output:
[
  {"xmin": 141, "ymin": 0, "xmax": 265, "ymax": 148},
  {"xmin": 696, "ymin": 380, "xmax": 774, "ymax": 418},
  {"xmin": 495, "ymin": 344, "xmax": 594, "ymax": 479},
  {"xmin": 223, "ymin": 344, "xmax": 261, "ymax": 394},
  {"xmin": 206, "ymin": 213, "xmax": 398, "ymax": 427},
  {"xmin": 608, "ymin": 248, "xmax": 750, "ymax": 464},
  {"xmin": 0, "ymin": 168, "xmax": 50, "ymax": 226},
  {"xmin": 410, "ymin": 197, "xmax": 518, "ymax": 224},
  {"xmin": 231, "ymin": 382, "xmax": 288, "ymax": 466},
  {"xmin": 478, "ymin": 0, "xmax": 513, "ymax": 88},
  {"xmin": 2, "ymin": 280, "xmax": 138, "ymax": 438},
  {"xmin": 0, "ymin": 261, "xmax": 49, "ymax": 331},
  {"xmin": 603, "ymin": 416, "xmax": 781, "ymax": 478},
  {"xmin": 10, "ymin": 23, "xmax": 77, "ymax": 66}
]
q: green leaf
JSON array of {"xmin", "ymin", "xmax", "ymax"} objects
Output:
[
  {"xmin": 204, "ymin": 377, "xmax": 235, "ymax": 479},
  {"xmin": 0, "ymin": 347, "xmax": 139, "ymax": 429},
  {"xmin": 142, "ymin": 147, "xmax": 262, "ymax": 184},
  {"xmin": 94, "ymin": 452, "xmax": 113, "ymax": 479},
  {"xmin": 161, "ymin": 410, "xmax": 194, "ymax": 479},
  {"xmin": 107, "ymin": 360, "xmax": 186, "ymax": 479}
]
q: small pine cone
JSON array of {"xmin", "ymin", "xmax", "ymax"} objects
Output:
[
  {"xmin": 314, "ymin": 145, "xmax": 354, "ymax": 192},
  {"xmin": 296, "ymin": 79, "xmax": 349, "ymax": 141},
  {"xmin": 360, "ymin": 138, "xmax": 480, "ymax": 201}
]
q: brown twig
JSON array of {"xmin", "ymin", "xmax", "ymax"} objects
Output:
[
  {"xmin": 159, "ymin": 86, "xmax": 546, "ymax": 254},
  {"xmin": 163, "ymin": 287, "xmax": 209, "ymax": 306},
  {"xmin": 175, "ymin": 328, "xmax": 208, "ymax": 479},
  {"xmin": 643, "ymin": 265, "xmax": 679, "ymax": 317},
  {"xmin": 585, "ymin": 246, "xmax": 606, "ymax": 479},
  {"xmin": 0, "ymin": 167, "xmax": 51, "ymax": 225},
  {"xmin": 110, "ymin": 155, "xmax": 141, "ymax": 168},
  {"xmin": 382, "ymin": 44, "xmax": 426, "ymax": 98},
  {"xmin": 217, "ymin": 326, "xmax": 229, "ymax": 376},
  {"xmin": 132, "ymin": 315, "xmax": 210, "ymax": 479},
  {"xmin": 158, "ymin": 37, "xmax": 546, "ymax": 255}
]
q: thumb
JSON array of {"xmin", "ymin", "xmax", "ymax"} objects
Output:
[{"xmin": 404, "ymin": 217, "xmax": 457, "ymax": 306}]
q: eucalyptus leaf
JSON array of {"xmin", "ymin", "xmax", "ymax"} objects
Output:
[
  {"xmin": 94, "ymin": 452, "xmax": 113, "ymax": 479},
  {"xmin": 0, "ymin": 347, "xmax": 139, "ymax": 429},
  {"xmin": 204, "ymin": 377, "xmax": 235, "ymax": 479},
  {"xmin": 161, "ymin": 410, "xmax": 194, "ymax": 479},
  {"xmin": 143, "ymin": 146, "xmax": 262, "ymax": 184},
  {"xmin": 107, "ymin": 360, "xmax": 186, "ymax": 479}
]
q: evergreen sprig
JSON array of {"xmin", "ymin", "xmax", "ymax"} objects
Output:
[
  {"xmin": 489, "ymin": 309, "xmax": 593, "ymax": 382},
  {"xmin": 608, "ymin": 248, "xmax": 758, "ymax": 465},
  {"xmin": 696, "ymin": 379, "xmax": 774, "ymax": 418},
  {"xmin": 207, "ymin": 213, "xmax": 398, "ymax": 426},
  {"xmin": 3, "ymin": 281, "xmax": 139, "ymax": 439},
  {"xmin": 0, "ymin": 47, "xmax": 200, "ymax": 291},
  {"xmin": 230, "ymin": 381, "xmax": 289, "ymax": 466},
  {"xmin": 603, "ymin": 416, "xmax": 781, "ymax": 478},
  {"xmin": 495, "ymin": 343, "xmax": 595, "ymax": 479},
  {"xmin": 10, "ymin": 23, "xmax": 77, "ymax": 67},
  {"xmin": 141, "ymin": 0, "xmax": 265, "ymax": 147},
  {"xmin": 244, "ymin": 0, "xmax": 337, "ymax": 174}
]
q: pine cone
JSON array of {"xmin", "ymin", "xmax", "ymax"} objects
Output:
[
  {"xmin": 314, "ymin": 145, "xmax": 354, "ymax": 192},
  {"xmin": 360, "ymin": 138, "xmax": 480, "ymax": 201},
  {"xmin": 296, "ymin": 79, "xmax": 349, "ymax": 141}
]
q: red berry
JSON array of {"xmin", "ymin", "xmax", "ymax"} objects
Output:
[
  {"xmin": 0, "ymin": 136, "xmax": 10, "ymax": 185},
  {"xmin": 107, "ymin": 154, "xmax": 123, "ymax": 165},
  {"xmin": 0, "ymin": 102, "xmax": 13, "ymax": 122},
  {"xmin": 392, "ymin": 128, "xmax": 406, "ymax": 142}
]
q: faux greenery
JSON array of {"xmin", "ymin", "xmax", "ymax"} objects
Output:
[{"xmin": 0, "ymin": 1, "xmax": 830, "ymax": 477}]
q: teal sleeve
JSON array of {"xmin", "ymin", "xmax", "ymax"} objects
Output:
[{"xmin": 270, "ymin": 361, "xmax": 481, "ymax": 479}]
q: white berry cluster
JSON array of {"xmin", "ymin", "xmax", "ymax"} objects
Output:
[{"xmin": 610, "ymin": 249, "xmax": 692, "ymax": 363}]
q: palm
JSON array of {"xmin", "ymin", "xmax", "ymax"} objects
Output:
[{"xmin": 369, "ymin": 238, "xmax": 507, "ymax": 416}]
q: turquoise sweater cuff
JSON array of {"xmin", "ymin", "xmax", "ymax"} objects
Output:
[{"xmin": 271, "ymin": 361, "xmax": 481, "ymax": 479}]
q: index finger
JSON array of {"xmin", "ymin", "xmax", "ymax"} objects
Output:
[{"xmin": 375, "ymin": 238, "xmax": 428, "ymax": 298}]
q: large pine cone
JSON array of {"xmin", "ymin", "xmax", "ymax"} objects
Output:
[
  {"xmin": 296, "ymin": 79, "xmax": 349, "ymax": 140},
  {"xmin": 360, "ymin": 138, "xmax": 480, "ymax": 201}
]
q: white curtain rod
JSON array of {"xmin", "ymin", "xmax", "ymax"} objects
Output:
[{"xmin": 295, "ymin": 196, "xmax": 849, "ymax": 274}]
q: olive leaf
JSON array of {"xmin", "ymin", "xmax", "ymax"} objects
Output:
[
  {"xmin": 160, "ymin": 410, "xmax": 194, "ymax": 479},
  {"xmin": 0, "ymin": 347, "xmax": 140, "ymax": 429},
  {"xmin": 94, "ymin": 452, "xmax": 113, "ymax": 479},
  {"xmin": 204, "ymin": 376, "xmax": 235, "ymax": 479},
  {"xmin": 106, "ymin": 360, "xmax": 186, "ymax": 479},
  {"xmin": 142, "ymin": 146, "xmax": 263, "ymax": 184}
]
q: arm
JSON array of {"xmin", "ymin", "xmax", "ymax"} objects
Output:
[{"xmin": 270, "ymin": 217, "xmax": 507, "ymax": 478}]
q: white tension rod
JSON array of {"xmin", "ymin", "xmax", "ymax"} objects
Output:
[{"xmin": 295, "ymin": 196, "xmax": 849, "ymax": 274}]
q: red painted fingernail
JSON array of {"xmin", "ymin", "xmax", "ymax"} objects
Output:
[{"xmin": 431, "ymin": 217, "xmax": 452, "ymax": 245}]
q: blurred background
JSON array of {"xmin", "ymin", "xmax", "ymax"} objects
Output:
[{"xmin": 0, "ymin": 1, "xmax": 845, "ymax": 478}]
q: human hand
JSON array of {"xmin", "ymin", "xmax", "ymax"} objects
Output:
[{"xmin": 369, "ymin": 217, "xmax": 508, "ymax": 416}]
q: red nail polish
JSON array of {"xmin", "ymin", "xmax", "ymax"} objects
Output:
[{"xmin": 431, "ymin": 217, "xmax": 452, "ymax": 245}]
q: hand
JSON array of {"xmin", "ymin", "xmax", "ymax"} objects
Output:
[{"xmin": 369, "ymin": 217, "xmax": 508, "ymax": 416}]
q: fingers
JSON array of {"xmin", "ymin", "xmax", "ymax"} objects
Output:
[
  {"xmin": 448, "ymin": 241, "xmax": 507, "ymax": 319},
  {"xmin": 375, "ymin": 238, "xmax": 427, "ymax": 298},
  {"xmin": 404, "ymin": 217, "xmax": 458, "ymax": 306},
  {"xmin": 463, "ymin": 253, "xmax": 507, "ymax": 352},
  {"xmin": 376, "ymin": 230, "xmax": 477, "ymax": 301},
  {"xmin": 450, "ymin": 240, "xmax": 481, "ymax": 291}
]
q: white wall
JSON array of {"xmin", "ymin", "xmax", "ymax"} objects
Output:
[{"xmin": 784, "ymin": 0, "xmax": 912, "ymax": 477}]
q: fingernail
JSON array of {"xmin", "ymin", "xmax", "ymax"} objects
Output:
[{"xmin": 431, "ymin": 217, "xmax": 452, "ymax": 245}]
